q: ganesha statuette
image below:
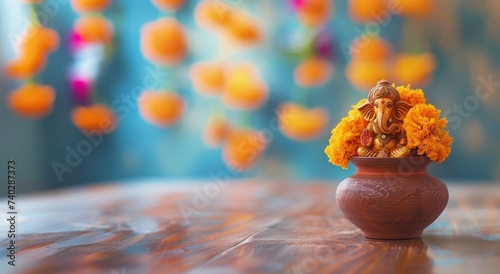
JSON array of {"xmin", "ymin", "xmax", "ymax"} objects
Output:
[{"xmin": 357, "ymin": 79, "xmax": 413, "ymax": 158}]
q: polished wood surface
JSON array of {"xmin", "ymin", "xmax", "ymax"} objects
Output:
[{"xmin": 1, "ymin": 181, "xmax": 499, "ymax": 274}]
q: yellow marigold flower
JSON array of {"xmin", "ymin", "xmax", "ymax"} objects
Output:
[
  {"xmin": 324, "ymin": 99, "xmax": 369, "ymax": 169},
  {"xmin": 345, "ymin": 60, "xmax": 389, "ymax": 91},
  {"xmin": 278, "ymin": 102, "xmax": 329, "ymax": 141},
  {"xmin": 403, "ymin": 104, "xmax": 453, "ymax": 163},
  {"xmin": 394, "ymin": 84, "xmax": 426, "ymax": 105},
  {"xmin": 391, "ymin": 53, "xmax": 436, "ymax": 86}
]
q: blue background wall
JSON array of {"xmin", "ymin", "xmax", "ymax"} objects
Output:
[{"xmin": 1, "ymin": 0, "xmax": 499, "ymax": 193}]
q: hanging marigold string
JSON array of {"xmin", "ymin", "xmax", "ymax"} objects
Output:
[
  {"xmin": 279, "ymin": 0, "xmax": 332, "ymax": 142},
  {"xmin": 138, "ymin": 0, "xmax": 187, "ymax": 128},
  {"xmin": 191, "ymin": 1, "xmax": 268, "ymax": 171},
  {"xmin": 5, "ymin": 1, "xmax": 60, "ymax": 119},
  {"xmin": 69, "ymin": 0, "xmax": 117, "ymax": 133}
]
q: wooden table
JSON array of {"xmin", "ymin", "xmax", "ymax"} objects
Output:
[{"xmin": 1, "ymin": 181, "xmax": 499, "ymax": 274}]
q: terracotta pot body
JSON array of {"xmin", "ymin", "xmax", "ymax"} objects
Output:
[{"xmin": 336, "ymin": 156, "xmax": 448, "ymax": 240}]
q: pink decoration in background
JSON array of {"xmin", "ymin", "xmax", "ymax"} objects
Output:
[
  {"xmin": 314, "ymin": 30, "xmax": 334, "ymax": 59},
  {"xmin": 69, "ymin": 76, "xmax": 92, "ymax": 104},
  {"xmin": 68, "ymin": 31, "xmax": 85, "ymax": 53},
  {"xmin": 67, "ymin": 29, "xmax": 105, "ymax": 105},
  {"xmin": 289, "ymin": 0, "xmax": 305, "ymax": 11}
]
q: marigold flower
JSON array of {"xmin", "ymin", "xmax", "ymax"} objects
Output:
[
  {"xmin": 222, "ymin": 63, "xmax": 268, "ymax": 110},
  {"xmin": 20, "ymin": 26, "xmax": 60, "ymax": 54},
  {"xmin": 350, "ymin": 36, "xmax": 392, "ymax": 61},
  {"xmin": 5, "ymin": 50, "xmax": 47, "ymax": 79},
  {"xmin": 394, "ymin": 84, "xmax": 426, "ymax": 105},
  {"xmin": 348, "ymin": 0, "xmax": 386, "ymax": 23},
  {"xmin": 140, "ymin": 18, "xmax": 187, "ymax": 67},
  {"xmin": 393, "ymin": 0, "xmax": 433, "ymax": 18},
  {"xmin": 151, "ymin": 0, "xmax": 184, "ymax": 11},
  {"xmin": 138, "ymin": 91, "xmax": 185, "ymax": 127},
  {"xmin": 346, "ymin": 60, "xmax": 389, "ymax": 90},
  {"xmin": 225, "ymin": 12, "xmax": 261, "ymax": 45},
  {"xmin": 278, "ymin": 102, "xmax": 329, "ymax": 141},
  {"xmin": 295, "ymin": 0, "xmax": 332, "ymax": 27},
  {"xmin": 7, "ymin": 83, "xmax": 55, "ymax": 118},
  {"xmin": 324, "ymin": 99, "xmax": 369, "ymax": 169},
  {"xmin": 72, "ymin": 104, "xmax": 117, "ymax": 133},
  {"xmin": 294, "ymin": 57, "xmax": 333, "ymax": 88},
  {"xmin": 392, "ymin": 53, "xmax": 436, "ymax": 86},
  {"xmin": 403, "ymin": 104, "xmax": 453, "ymax": 163},
  {"xmin": 71, "ymin": 0, "xmax": 111, "ymax": 13},
  {"xmin": 203, "ymin": 116, "xmax": 232, "ymax": 148},
  {"xmin": 190, "ymin": 61, "xmax": 225, "ymax": 96},
  {"xmin": 194, "ymin": 0, "xmax": 233, "ymax": 30},
  {"xmin": 223, "ymin": 128, "xmax": 267, "ymax": 171},
  {"xmin": 74, "ymin": 15, "xmax": 114, "ymax": 44}
]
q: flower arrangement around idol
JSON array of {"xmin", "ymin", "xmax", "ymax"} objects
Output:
[{"xmin": 325, "ymin": 79, "xmax": 453, "ymax": 169}]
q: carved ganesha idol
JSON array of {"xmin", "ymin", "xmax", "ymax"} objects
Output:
[
  {"xmin": 357, "ymin": 80, "xmax": 413, "ymax": 158},
  {"xmin": 334, "ymin": 80, "xmax": 449, "ymax": 240}
]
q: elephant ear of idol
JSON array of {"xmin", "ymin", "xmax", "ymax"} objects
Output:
[
  {"xmin": 357, "ymin": 102, "xmax": 376, "ymax": 121},
  {"xmin": 393, "ymin": 100, "xmax": 413, "ymax": 121}
]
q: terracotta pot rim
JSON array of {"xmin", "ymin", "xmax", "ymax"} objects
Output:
[{"xmin": 350, "ymin": 156, "xmax": 432, "ymax": 164}]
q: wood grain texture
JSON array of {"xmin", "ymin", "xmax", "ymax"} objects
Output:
[{"xmin": 1, "ymin": 181, "xmax": 499, "ymax": 274}]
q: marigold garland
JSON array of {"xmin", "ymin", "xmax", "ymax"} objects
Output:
[
  {"xmin": 192, "ymin": 1, "xmax": 267, "ymax": 170},
  {"xmin": 5, "ymin": 1, "xmax": 60, "ymax": 119},
  {"xmin": 138, "ymin": 1, "xmax": 187, "ymax": 127},
  {"xmin": 69, "ymin": 0, "xmax": 116, "ymax": 133}
]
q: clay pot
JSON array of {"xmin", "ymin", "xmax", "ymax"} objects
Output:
[{"xmin": 336, "ymin": 156, "xmax": 448, "ymax": 240}]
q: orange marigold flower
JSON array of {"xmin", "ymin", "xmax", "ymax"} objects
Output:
[
  {"xmin": 345, "ymin": 60, "xmax": 389, "ymax": 91},
  {"xmin": 278, "ymin": 102, "xmax": 329, "ymax": 141},
  {"xmin": 7, "ymin": 83, "xmax": 55, "ymax": 118},
  {"xmin": 393, "ymin": 0, "xmax": 433, "ymax": 18},
  {"xmin": 223, "ymin": 128, "xmax": 267, "ymax": 171},
  {"xmin": 394, "ymin": 84, "xmax": 426, "ymax": 105},
  {"xmin": 72, "ymin": 104, "xmax": 117, "ymax": 133},
  {"xmin": 140, "ymin": 18, "xmax": 187, "ymax": 67},
  {"xmin": 403, "ymin": 104, "xmax": 453, "ymax": 163},
  {"xmin": 194, "ymin": 0, "xmax": 233, "ymax": 30},
  {"xmin": 20, "ymin": 26, "xmax": 60, "ymax": 54},
  {"xmin": 203, "ymin": 116, "xmax": 232, "ymax": 148},
  {"xmin": 222, "ymin": 62, "xmax": 268, "ymax": 110},
  {"xmin": 225, "ymin": 12, "xmax": 261, "ymax": 45},
  {"xmin": 138, "ymin": 91, "xmax": 185, "ymax": 127},
  {"xmin": 296, "ymin": 0, "xmax": 332, "ymax": 27},
  {"xmin": 392, "ymin": 53, "xmax": 436, "ymax": 86},
  {"xmin": 294, "ymin": 57, "xmax": 333, "ymax": 88},
  {"xmin": 348, "ymin": 0, "xmax": 386, "ymax": 23},
  {"xmin": 74, "ymin": 15, "xmax": 114, "ymax": 44},
  {"xmin": 151, "ymin": 0, "xmax": 184, "ymax": 11},
  {"xmin": 5, "ymin": 50, "xmax": 47, "ymax": 79},
  {"xmin": 350, "ymin": 36, "xmax": 392, "ymax": 61},
  {"xmin": 71, "ymin": 0, "xmax": 111, "ymax": 13},
  {"xmin": 324, "ymin": 99, "xmax": 369, "ymax": 169},
  {"xmin": 190, "ymin": 61, "xmax": 225, "ymax": 96}
]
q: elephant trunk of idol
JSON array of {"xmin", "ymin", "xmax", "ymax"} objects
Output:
[{"xmin": 377, "ymin": 112, "xmax": 400, "ymax": 134}]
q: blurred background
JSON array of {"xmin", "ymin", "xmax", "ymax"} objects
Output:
[{"xmin": 1, "ymin": 0, "xmax": 499, "ymax": 194}]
